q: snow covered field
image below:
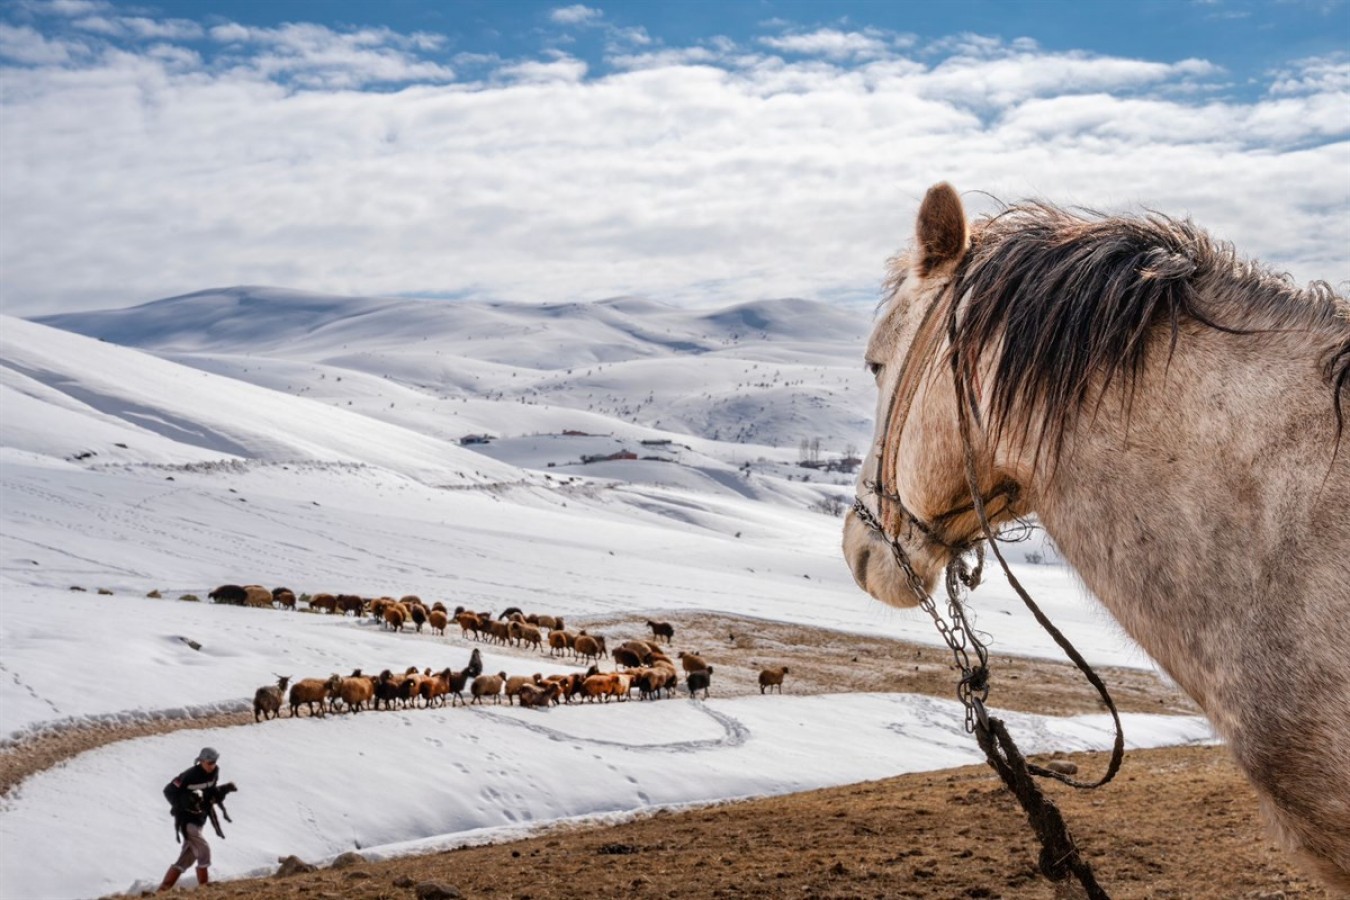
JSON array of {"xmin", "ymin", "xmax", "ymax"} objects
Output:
[{"xmin": 0, "ymin": 291, "xmax": 1208, "ymax": 899}]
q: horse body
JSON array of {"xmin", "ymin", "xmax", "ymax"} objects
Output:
[{"xmin": 843, "ymin": 183, "xmax": 1350, "ymax": 889}]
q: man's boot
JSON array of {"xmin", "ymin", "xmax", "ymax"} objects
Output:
[
  {"xmin": 196, "ymin": 867, "xmax": 209, "ymax": 886},
  {"xmin": 157, "ymin": 866, "xmax": 181, "ymax": 892}
]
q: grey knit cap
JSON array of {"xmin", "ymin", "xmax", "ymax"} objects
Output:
[{"xmin": 196, "ymin": 747, "xmax": 220, "ymax": 763}]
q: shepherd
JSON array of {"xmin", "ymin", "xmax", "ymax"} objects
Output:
[
  {"xmin": 157, "ymin": 746, "xmax": 229, "ymax": 891},
  {"xmin": 842, "ymin": 183, "xmax": 1349, "ymax": 890}
]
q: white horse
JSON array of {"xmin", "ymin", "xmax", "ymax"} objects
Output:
[{"xmin": 843, "ymin": 182, "xmax": 1349, "ymax": 890}]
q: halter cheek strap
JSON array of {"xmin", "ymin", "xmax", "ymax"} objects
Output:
[{"xmin": 866, "ymin": 280, "xmax": 966, "ymax": 548}]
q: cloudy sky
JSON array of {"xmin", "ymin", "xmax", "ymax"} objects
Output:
[{"xmin": 1, "ymin": 0, "xmax": 1346, "ymax": 317}]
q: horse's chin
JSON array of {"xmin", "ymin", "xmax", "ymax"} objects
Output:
[{"xmin": 842, "ymin": 509, "xmax": 943, "ymax": 609}]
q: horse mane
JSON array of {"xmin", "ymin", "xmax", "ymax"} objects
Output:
[{"xmin": 943, "ymin": 201, "xmax": 1350, "ymax": 469}]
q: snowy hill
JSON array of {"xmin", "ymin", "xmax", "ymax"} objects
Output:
[{"xmin": 35, "ymin": 287, "xmax": 875, "ymax": 453}]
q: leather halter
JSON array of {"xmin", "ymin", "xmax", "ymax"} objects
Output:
[{"xmin": 866, "ymin": 280, "xmax": 968, "ymax": 551}]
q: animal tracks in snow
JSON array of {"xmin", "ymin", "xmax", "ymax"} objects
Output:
[{"xmin": 466, "ymin": 701, "xmax": 750, "ymax": 754}]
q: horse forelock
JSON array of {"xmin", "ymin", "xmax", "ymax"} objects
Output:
[{"xmin": 947, "ymin": 202, "xmax": 1350, "ymax": 471}]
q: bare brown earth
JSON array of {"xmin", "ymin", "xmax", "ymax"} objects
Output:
[{"xmin": 1, "ymin": 609, "xmax": 1327, "ymax": 898}]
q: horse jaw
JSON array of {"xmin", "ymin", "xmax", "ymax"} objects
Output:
[{"xmin": 841, "ymin": 508, "xmax": 946, "ymax": 608}]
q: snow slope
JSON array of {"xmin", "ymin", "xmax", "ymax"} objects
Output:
[{"xmin": 0, "ymin": 291, "xmax": 1198, "ymax": 899}]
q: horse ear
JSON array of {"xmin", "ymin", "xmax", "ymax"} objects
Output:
[{"xmin": 914, "ymin": 182, "xmax": 969, "ymax": 277}]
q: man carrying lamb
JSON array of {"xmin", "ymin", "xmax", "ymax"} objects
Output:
[{"xmin": 157, "ymin": 746, "xmax": 221, "ymax": 891}]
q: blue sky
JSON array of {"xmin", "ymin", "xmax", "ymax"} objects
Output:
[
  {"xmin": 135, "ymin": 0, "xmax": 1347, "ymax": 93},
  {"xmin": 1, "ymin": 0, "xmax": 1346, "ymax": 315}
]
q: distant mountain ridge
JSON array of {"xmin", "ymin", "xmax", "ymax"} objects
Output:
[
  {"xmin": 31, "ymin": 286, "xmax": 876, "ymax": 452},
  {"xmin": 35, "ymin": 287, "xmax": 867, "ymax": 365}
]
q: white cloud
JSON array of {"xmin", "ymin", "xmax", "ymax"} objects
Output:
[
  {"xmin": 45, "ymin": 0, "xmax": 109, "ymax": 16},
  {"xmin": 550, "ymin": 4, "xmax": 603, "ymax": 26},
  {"xmin": 1267, "ymin": 53, "xmax": 1350, "ymax": 94},
  {"xmin": 71, "ymin": 13, "xmax": 203, "ymax": 40},
  {"xmin": 496, "ymin": 54, "xmax": 587, "ymax": 83},
  {"xmin": 121, "ymin": 16, "xmax": 204, "ymax": 41},
  {"xmin": 0, "ymin": 22, "xmax": 82, "ymax": 64},
  {"xmin": 69, "ymin": 15, "xmax": 120, "ymax": 36},
  {"xmin": 759, "ymin": 28, "xmax": 894, "ymax": 61},
  {"xmin": 207, "ymin": 22, "xmax": 454, "ymax": 88},
  {"xmin": 0, "ymin": 19, "xmax": 1345, "ymax": 318},
  {"xmin": 607, "ymin": 25, "xmax": 651, "ymax": 48}
]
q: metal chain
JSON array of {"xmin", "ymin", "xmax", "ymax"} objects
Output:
[{"xmin": 851, "ymin": 498, "xmax": 990, "ymax": 733}]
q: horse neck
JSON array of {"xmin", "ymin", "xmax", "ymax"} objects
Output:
[{"xmin": 1026, "ymin": 323, "xmax": 1350, "ymax": 727}]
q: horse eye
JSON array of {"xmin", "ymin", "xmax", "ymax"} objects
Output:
[{"xmin": 866, "ymin": 361, "xmax": 883, "ymax": 378}]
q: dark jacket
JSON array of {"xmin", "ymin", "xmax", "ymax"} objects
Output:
[{"xmin": 163, "ymin": 763, "xmax": 218, "ymax": 829}]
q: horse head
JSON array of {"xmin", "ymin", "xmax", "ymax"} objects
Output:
[{"xmin": 843, "ymin": 182, "xmax": 1028, "ymax": 608}]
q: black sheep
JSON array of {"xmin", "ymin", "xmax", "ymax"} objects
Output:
[{"xmin": 686, "ymin": 666, "xmax": 713, "ymax": 699}]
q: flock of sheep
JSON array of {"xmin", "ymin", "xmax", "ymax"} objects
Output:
[{"xmin": 218, "ymin": 584, "xmax": 792, "ymax": 720}]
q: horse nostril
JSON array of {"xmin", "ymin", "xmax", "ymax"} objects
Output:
[{"xmin": 852, "ymin": 545, "xmax": 871, "ymax": 592}]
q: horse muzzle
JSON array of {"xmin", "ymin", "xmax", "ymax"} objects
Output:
[{"xmin": 842, "ymin": 507, "xmax": 941, "ymax": 609}]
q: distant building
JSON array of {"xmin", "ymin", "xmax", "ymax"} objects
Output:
[
  {"xmin": 835, "ymin": 457, "xmax": 862, "ymax": 473},
  {"xmin": 562, "ymin": 430, "xmax": 594, "ymax": 436},
  {"xmin": 459, "ymin": 434, "xmax": 494, "ymax": 445},
  {"xmin": 639, "ymin": 438, "xmax": 673, "ymax": 446},
  {"xmin": 581, "ymin": 450, "xmax": 638, "ymax": 464},
  {"xmin": 799, "ymin": 456, "xmax": 862, "ymax": 473}
]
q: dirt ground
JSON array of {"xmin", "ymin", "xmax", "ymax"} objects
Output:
[{"xmin": 1, "ymin": 610, "xmax": 1330, "ymax": 898}]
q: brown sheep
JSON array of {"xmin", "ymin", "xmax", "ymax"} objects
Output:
[
  {"xmin": 397, "ymin": 667, "xmax": 426, "ymax": 708},
  {"xmin": 612, "ymin": 647, "xmax": 645, "ymax": 670},
  {"xmin": 289, "ymin": 675, "xmax": 339, "ymax": 717},
  {"xmin": 650, "ymin": 661, "xmax": 679, "ymax": 699},
  {"xmin": 456, "ymin": 611, "xmax": 483, "ymax": 640},
  {"xmin": 583, "ymin": 673, "xmax": 619, "ymax": 702},
  {"xmin": 616, "ymin": 640, "xmax": 654, "ymax": 664},
  {"xmin": 271, "ymin": 588, "xmax": 297, "ymax": 610},
  {"xmin": 337, "ymin": 673, "xmax": 376, "ymax": 713},
  {"xmin": 336, "ymin": 594, "xmax": 364, "ymax": 616},
  {"xmin": 243, "ymin": 584, "xmax": 273, "ymax": 608},
  {"xmin": 609, "ymin": 672, "xmax": 634, "ymax": 701},
  {"xmin": 505, "ymin": 673, "xmax": 543, "ymax": 705},
  {"xmin": 679, "ymin": 651, "xmax": 708, "ymax": 674},
  {"xmin": 561, "ymin": 666, "xmax": 600, "ymax": 703},
  {"xmin": 471, "ymin": 671, "xmax": 507, "ymax": 705},
  {"xmin": 540, "ymin": 675, "xmax": 571, "ymax": 705},
  {"xmin": 517, "ymin": 682, "xmax": 560, "ymax": 709},
  {"xmin": 383, "ymin": 605, "xmax": 406, "ymax": 632},
  {"xmin": 574, "ymin": 633, "xmax": 606, "ymax": 663},
  {"xmin": 758, "ymin": 666, "xmax": 790, "ymax": 694},
  {"xmin": 400, "ymin": 594, "xmax": 422, "ymax": 607},
  {"xmin": 420, "ymin": 668, "xmax": 454, "ymax": 708},
  {"xmin": 547, "ymin": 629, "xmax": 574, "ymax": 657},
  {"xmin": 534, "ymin": 614, "xmax": 562, "ymax": 631},
  {"xmin": 253, "ymin": 675, "xmax": 291, "ymax": 721},
  {"xmin": 631, "ymin": 668, "xmax": 661, "ymax": 701},
  {"xmin": 308, "ymin": 592, "xmax": 337, "ymax": 614},
  {"xmin": 646, "ymin": 620, "xmax": 675, "ymax": 643},
  {"xmin": 487, "ymin": 620, "xmax": 511, "ymax": 645},
  {"xmin": 510, "ymin": 622, "xmax": 544, "ymax": 652},
  {"xmin": 428, "ymin": 609, "xmax": 449, "ymax": 635},
  {"xmin": 411, "ymin": 604, "xmax": 428, "ymax": 633}
]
